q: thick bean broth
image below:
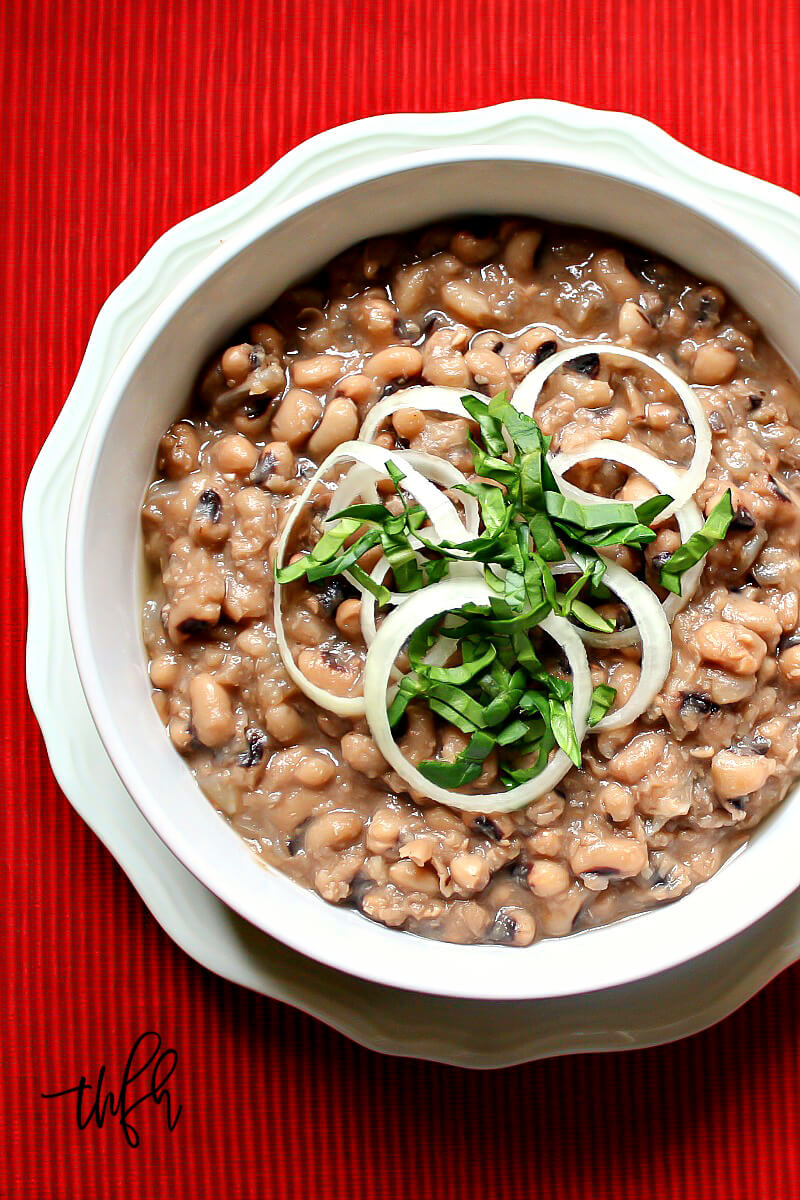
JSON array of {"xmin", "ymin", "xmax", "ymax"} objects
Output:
[{"xmin": 141, "ymin": 219, "xmax": 800, "ymax": 946}]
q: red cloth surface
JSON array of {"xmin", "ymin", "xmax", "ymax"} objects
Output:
[{"xmin": 5, "ymin": 0, "xmax": 800, "ymax": 1195}]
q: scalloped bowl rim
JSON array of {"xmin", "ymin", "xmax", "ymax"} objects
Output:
[{"xmin": 65, "ymin": 139, "xmax": 800, "ymax": 1001}]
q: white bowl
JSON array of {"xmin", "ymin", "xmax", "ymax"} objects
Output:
[{"xmin": 65, "ymin": 132, "xmax": 800, "ymax": 1001}]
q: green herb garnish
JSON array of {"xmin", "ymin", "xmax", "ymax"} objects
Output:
[
  {"xmin": 276, "ymin": 392, "xmax": 734, "ymax": 789},
  {"xmin": 658, "ymin": 491, "xmax": 735, "ymax": 595}
]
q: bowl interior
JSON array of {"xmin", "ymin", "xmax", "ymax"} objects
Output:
[{"xmin": 68, "ymin": 154, "xmax": 800, "ymax": 1000}]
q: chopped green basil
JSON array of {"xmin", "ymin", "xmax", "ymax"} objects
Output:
[
  {"xmin": 659, "ymin": 490, "xmax": 735, "ymax": 595},
  {"xmin": 279, "ymin": 390, "xmax": 733, "ymax": 791}
]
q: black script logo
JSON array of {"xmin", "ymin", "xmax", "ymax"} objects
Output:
[{"xmin": 41, "ymin": 1030, "xmax": 182, "ymax": 1147}]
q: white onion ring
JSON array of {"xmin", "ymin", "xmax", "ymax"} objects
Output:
[
  {"xmin": 551, "ymin": 559, "xmax": 672, "ymax": 729},
  {"xmin": 359, "ymin": 385, "xmax": 473, "ymax": 443},
  {"xmin": 326, "ymin": 449, "xmax": 479, "ymax": 536},
  {"xmin": 550, "ymin": 445, "xmax": 704, "ymax": 643},
  {"xmin": 274, "ymin": 442, "xmax": 476, "ymax": 715},
  {"xmin": 512, "ymin": 342, "xmax": 711, "ymax": 522},
  {"xmin": 363, "ymin": 578, "xmax": 592, "ymax": 813},
  {"xmin": 395, "ymin": 450, "xmax": 480, "ymax": 536},
  {"xmin": 326, "ymin": 449, "xmax": 480, "ymax": 601}
]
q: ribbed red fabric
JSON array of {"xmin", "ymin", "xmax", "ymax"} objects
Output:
[{"xmin": 5, "ymin": 0, "xmax": 800, "ymax": 1195}]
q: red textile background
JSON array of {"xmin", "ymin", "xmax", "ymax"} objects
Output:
[{"xmin": 4, "ymin": 0, "xmax": 800, "ymax": 1195}]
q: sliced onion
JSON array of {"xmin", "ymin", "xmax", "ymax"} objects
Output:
[
  {"xmin": 551, "ymin": 559, "xmax": 672, "ymax": 729},
  {"xmin": 325, "ymin": 449, "xmax": 478, "ymax": 534},
  {"xmin": 274, "ymin": 441, "xmax": 475, "ymax": 715},
  {"xmin": 359, "ymin": 385, "xmax": 472, "ymax": 444},
  {"xmin": 512, "ymin": 342, "xmax": 711, "ymax": 521},
  {"xmin": 550, "ymin": 444, "xmax": 705, "ymax": 639},
  {"xmin": 363, "ymin": 578, "xmax": 592, "ymax": 814},
  {"xmin": 326, "ymin": 462, "xmax": 381, "ymax": 514},
  {"xmin": 324, "ymin": 450, "xmax": 479, "ymax": 603}
]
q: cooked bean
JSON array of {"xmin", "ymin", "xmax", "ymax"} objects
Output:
[
  {"xmin": 711, "ymin": 749, "xmax": 775, "ymax": 799},
  {"xmin": 307, "ymin": 397, "xmax": 359, "ymax": 459},
  {"xmin": 250, "ymin": 440, "xmax": 295, "ymax": 493},
  {"xmin": 528, "ymin": 859, "xmax": 570, "ymax": 897},
  {"xmin": 502, "ymin": 229, "xmax": 542, "ymax": 279},
  {"xmin": 441, "ymin": 280, "xmax": 491, "ymax": 325},
  {"xmin": 265, "ymin": 703, "xmax": 304, "ymax": 744},
  {"xmin": 388, "ymin": 859, "xmax": 441, "ymax": 896},
  {"xmin": 341, "ymin": 732, "xmax": 387, "ymax": 779},
  {"xmin": 249, "ymin": 322, "xmax": 284, "ymax": 357},
  {"xmin": 305, "ymin": 810, "xmax": 364, "ymax": 855},
  {"xmin": 238, "ymin": 727, "xmax": 268, "ymax": 768},
  {"xmin": 592, "ymin": 249, "xmax": 640, "ymax": 302},
  {"xmin": 490, "ymin": 906, "xmax": 537, "ymax": 946},
  {"xmin": 618, "ymin": 300, "xmax": 654, "ymax": 342},
  {"xmin": 311, "ymin": 578, "xmax": 349, "ymax": 617},
  {"xmin": 599, "ymin": 782, "xmax": 635, "ymax": 823},
  {"xmin": 237, "ymin": 624, "xmax": 268, "ymax": 662},
  {"xmin": 569, "ymin": 352, "xmax": 601, "ymax": 378},
  {"xmin": 364, "ymin": 345, "xmax": 423, "ymax": 385},
  {"xmin": 335, "ymin": 373, "xmax": 376, "ymax": 404},
  {"xmin": 352, "ymin": 294, "xmax": 398, "ymax": 336},
  {"xmin": 270, "ymin": 388, "xmax": 323, "ymax": 446},
  {"xmin": 392, "ymin": 262, "xmax": 431, "ymax": 314},
  {"xmin": 646, "ymin": 402, "xmax": 679, "ymax": 430},
  {"xmin": 297, "ymin": 647, "xmax": 362, "ymax": 697},
  {"xmin": 292, "ymin": 354, "xmax": 347, "ymax": 389},
  {"xmin": 334, "ymin": 598, "xmax": 362, "ymax": 640},
  {"xmin": 421, "ymin": 326, "xmax": 471, "ymax": 387},
  {"xmin": 609, "ymin": 732, "xmax": 666, "ymax": 784},
  {"xmin": 751, "ymin": 547, "xmax": 800, "ymax": 589},
  {"xmin": 150, "ymin": 654, "xmax": 179, "ymax": 689},
  {"xmin": 693, "ymin": 341, "xmax": 738, "ymax": 385},
  {"xmin": 189, "ymin": 673, "xmax": 235, "ymax": 747},
  {"xmin": 449, "ymin": 853, "xmax": 491, "ymax": 894},
  {"xmin": 294, "ymin": 752, "xmax": 337, "ymax": 788},
  {"xmin": 778, "ymin": 643, "xmax": 800, "ymax": 686},
  {"xmin": 721, "ymin": 597, "xmax": 782, "ymax": 646},
  {"xmin": 618, "ymin": 475, "xmax": 658, "ymax": 504},
  {"xmin": 221, "ymin": 343, "xmax": 253, "ymax": 385},
  {"xmin": 450, "ymin": 230, "xmax": 498, "ymax": 265},
  {"xmin": 214, "ymin": 434, "xmax": 259, "ymax": 474},
  {"xmin": 463, "ymin": 347, "xmax": 513, "ymax": 397},
  {"xmin": 392, "ymin": 407, "xmax": 426, "ymax": 440},
  {"xmin": 157, "ymin": 421, "xmax": 201, "ymax": 479},
  {"xmin": 569, "ymin": 835, "xmax": 648, "ymax": 879},
  {"xmin": 366, "ymin": 807, "xmax": 402, "ymax": 852},
  {"xmin": 695, "ymin": 620, "xmax": 767, "ymax": 675}
]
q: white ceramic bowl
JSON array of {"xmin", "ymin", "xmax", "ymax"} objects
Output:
[{"xmin": 66, "ymin": 136, "xmax": 800, "ymax": 1001}]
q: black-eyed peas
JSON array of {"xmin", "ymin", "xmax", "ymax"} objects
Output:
[
  {"xmin": 189, "ymin": 673, "xmax": 236, "ymax": 747},
  {"xmin": 711, "ymin": 749, "xmax": 776, "ymax": 799},
  {"xmin": 695, "ymin": 620, "xmax": 768, "ymax": 675},
  {"xmin": 142, "ymin": 219, "xmax": 800, "ymax": 946},
  {"xmin": 307, "ymin": 397, "xmax": 359, "ymax": 459},
  {"xmin": 270, "ymin": 388, "xmax": 323, "ymax": 446},
  {"xmin": 441, "ymin": 278, "xmax": 492, "ymax": 325},
  {"xmin": 421, "ymin": 325, "xmax": 471, "ymax": 387},
  {"xmin": 364, "ymin": 345, "xmax": 423, "ymax": 386},
  {"xmin": 693, "ymin": 340, "xmax": 739, "ymax": 385},
  {"xmin": 291, "ymin": 354, "xmax": 348, "ymax": 390},
  {"xmin": 158, "ymin": 421, "xmax": 201, "ymax": 479},
  {"xmin": 463, "ymin": 346, "xmax": 513, "ymax": 397},
  {"xmin": 502, "ymin": 229, "xmax": 542, "ymax": 280},
  {"xmin": 450, "ymin": 229, "xmax": 499, "ymax": 265},
  {"xmin": 305, "ymin": 810, "xmax": 364, "ymax": 855},
  {"xmin": 221, "ymin": 343, "xmax": 254, "ymax": 385}
]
